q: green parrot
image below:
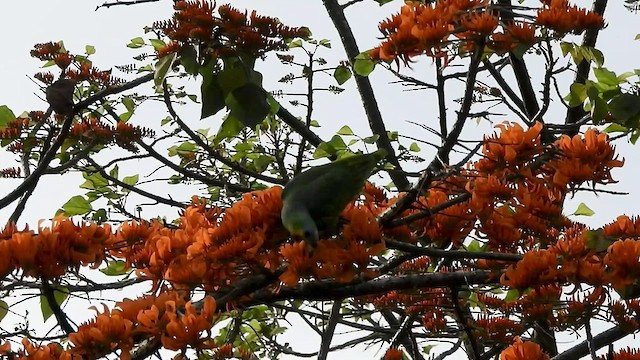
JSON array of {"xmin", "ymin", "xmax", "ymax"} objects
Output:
[{"xmin": 281, "ymin": 149, "xmax": 386, "ymax": 253}]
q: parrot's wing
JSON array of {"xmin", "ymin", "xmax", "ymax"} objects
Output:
[{"xmin": 282, "ymin": 152, "xmax": 380, "ymax": 232}]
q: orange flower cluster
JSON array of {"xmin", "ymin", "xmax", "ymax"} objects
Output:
[
  {"xmin": 68, "ymin": 117, "xmax": 155, "ymax": 153},
  {"xmin": 280, "ymin": 203, "xmax": 385, "ymax": 285},
  {"xmin": 500, "ymin": 337, "xmax": 550, "ymax": 360},
  {"xmin": 598, "ymin": 348, "xmax": 640, "ymax": 360},
  {"xmin": 372, "ymin": 0, "xmax": 602, "ymax": 63},
  {"xmin": 0, "ymin": 167, "xmax": 21, "ymax": 178},
  {"xmin": 477, "ymin": 285, "xmax": 563, "ymax": 330},
  {"xmin": 0, "ymin": 338, "xmax": 81, "ymax": 360},
  {"xmin": 475, "ymin": 316, "xmax": 524, "ymax": 344},
  {"xmin": 67, "ymin": 293, "xmax": 217, "ymax": 358},
  {"xmin": 502, "ymin": 249, "xmax": 561, "ymax": 290},
  {"xmin": 604, "ymin": 239, "xmax": 640, "ymax": 292},
  {"xmin": 557, "ymin": 287, "xmax": 605, "ymax": 327},
  {"xmin": 611, "ymin": 300, "xmax": 640, "ymax": 330},
  {"xmin": 549, "ymin": 129, "xmax": 624, "ymax": 189},
  {"xmin": 0, "ymin": 217, "xmax": 113, "ymax": 279},
  {"xmin": 64, "ymin": 61, "xmax": 121, "ymax": 86},
  {"xmin": 469, "ymin": 123, "xmax": 566, "ymax": 251},
  {"xmin": 536, "ymin": 0, "xmax": 605, "ymax": 34},
  {"xmin": 603, "ymin": 215, "xmax": 640, "ymax": 238},
  {"xmin": 500, "ymin": 211, "xmax": 640, "ymax": 308},
  {"xmin": 384, "ymin": 347, "xmax": 405, "ymax": 360},
  {"xmin": 31, "ymin": 43, "xmax": 123, "ymax": 86},
  {"xmin": 30, "ymin": 42, "xmax": 63, "ymax": 60},
  {"xmin": 152, "ymin": 1, "xmax": 309, "ymax": 59},
  {"xmin": 412, "ymin": 188, "xmax": 475, "ymax": 247},
  {"xmin": 371, "ymin": 0, "xmax": 488, "ymax": 62},
  {"xmin": 0, "ymin": 118, "xmax": 30, "ymax": 139}
]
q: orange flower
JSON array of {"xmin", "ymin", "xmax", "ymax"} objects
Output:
[
  {"xmin": 603, "ymin": 215, "xmax": 640, "ymax": 238},
  {"xmin": 460, "ymin": 11, "xmax": 498, "ymax": 35},
  {"xmin": 161, "ymin": 298, "xmax": 216, "ymax": 351},
  {"xmin": 506, "ymin": 21, "xmax": 536, "ymax": 45},
  {"xmin": 279, "ymin": 241, "xmax": 315, "ymax": 285},
  {"xmin": 501, "ymin": 249, "xmax": 558, "ymax": 289},
  {"xmin": 384, "ymin": 348, "xmax": 404, "ymax": 360},
  {"xmin": 488, "ymin": 32, "xmax": 516, "ymax": 54},
  {"xmin": 69, "ymin": 309, "xmax": 134, "ymax": 359},
  {"xmin": 536, "ymin": 2, "xmax": 604, "ymax": 35},
  {"xmin": 476, "ymin": 122, "xmax": 543, "ymax": 172},
  {"xmin": 476, "ymin": 316, "xmax": 524, "ymax": 344},
  {"xmin": 551, "ymin": 128, "xmax": 623, "ymax": 188},
  {"xmin": 607, "ymin": 347, "xmax": 640, "ymax": 360},
  {"xmin": 500, "ymin": 337, "xmax": 550, "ymax": 360},
  {"xmin": 604, "ymin": 239, "xmax": 640, "ymax": 290}
]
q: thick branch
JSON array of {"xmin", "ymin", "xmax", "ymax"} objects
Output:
[
  {"xmin": 552, "ymin": 325, "xmax": 633, "ymax": 360},
  {"xmin": 323, "ymin": 0, "xmax": 409, "ymax": 190},
  {"xmin": 252, "ymin": 271, "xmax": 498, "ymax": 303},
  {"xmin": 564, "ymin": 0, "xmax": 608, "ymax": 134}
]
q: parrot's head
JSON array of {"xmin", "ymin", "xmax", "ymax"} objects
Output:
[{"xmin": 281, "ymin": 207, "xmax": 319, "ymax": 254}]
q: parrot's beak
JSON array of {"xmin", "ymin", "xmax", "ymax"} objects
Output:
[{"xmin": 291, "ymin": 229, "xmax": 318, "ymax": 256}]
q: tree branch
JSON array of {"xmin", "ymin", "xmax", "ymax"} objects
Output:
[{"xmin": 323, "ymin": 0, "xmax": 410, "ymax": 190}]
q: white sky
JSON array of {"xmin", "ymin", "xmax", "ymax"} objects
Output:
[{"xmin": 1, "ymin": 1, "xmax": 639, "ymax": 359}]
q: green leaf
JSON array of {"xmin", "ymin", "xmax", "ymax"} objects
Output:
[
  {"xmin": 337, "ymin": 125, "xmax": 354, "ymax": 136},
  {"xmin": 313, "ymin": 142, "xmax": 337, "ymax": 159},
  {"xmin": 127, "ymin": 37, "xmax": 145, "ymax": 48},
  {"xmin": 0, "ymin": 105, "xmax": 16, "ymax": 128},
  {"xmin": 422, "ymin": 345, "xmax": 436, "ymax": 354},
  {"xmin": 85, "ymin": 45, "xmax": 96, "ymax": 55},
  {"xmin": 179, "ymin": 45, "xmax": 199, "ymax": 75},
  {"xmin": 122, "ymin": 96, "xmax": 135, "ymax": 113},
  {"xmin": 226, "ymin": 83, "xmax": 270, "ymax": 128},
  {"xmin": 504, "ymin": 289, "xmax": 520, "ymax": 302},
  {"xmin": 631, "ymin": 129, "xmax": 640, "ymax": 144},
  {"xmin": 110, "ymin": 164, "xmax": 119, "ymax": 179},
  {"xmin": 603, "ymin": 123, "xmax": 629, "ymax": 133},
  {"xmin": 572, "ymin": 202, "xmax": 595, "ymax": 216},
  {"xmin": 154, "ymin": 52, "xmax": 177, "ymax": 88},
  {"xmin": 289, "ymin": 39, "xmax": 303, "ymax": 48},
  {"xmin": 40, "ymin": 287, "xmax": 69, "ymax": 322},
  {"xmin": 333, "ymin": 65, "xmax": 352, "ymax": 85},
  {"xmin": 353, "ymin": 52, "xmax": 375, "ymax": 77},
  {"xmin": 327, "ymin": 135, "xmax": 348, "ymax": 151},
  {"xmin": 559, "ymin": 42, "xmax": 574, "ymax": 57},
  {"xmin": 61, "ymin": 196, "xmax": 93, "ymax": 216},
  {"xmin": 363, "ymin": 134, "xmax": 380, "ymax": 144},
  {"xmin": 593, "ymin": 67, "xmax": 620, "ymax": 87},
  {"xmin": 0, "ymin": 300, "xmax": 7, "ymax": 323},
  {"xmin": 92, "ymin": 208, "xmax": 108, "ymax": 223},
  {"xmin": 566, "ymin": 83, "xmax": 587, "ymax": 107},
  {"xmin": 80, "ymin": 172, "xmax": 109, "ymax": 190},
  {"xmin": 100, "ymin": 260, "xmax": 129, "ymax": 276},
  {"xmin": 149, "ymin": 38, "xmax": 166, "ymax": 51},
  {"xmin": 214, "ymin": 113, "xmax": 244, "ymax": 144},
  {"xmin": 590, "ymin": 95, "xmax": 608, "ymax": 124},
  {"xmin": 122, "ymin": 174, "xmax": 139, "ymax": 187},
  {"xmin": 388, "ymin": 131, "xmax": 399, "ymax": 141},
  {"xmin": 200, "ymin": 65, "xmax": 225, "ymax": 119},
  {"xmin": 319, "ymin": 39, "xmax": 331, "ymax": 48},
  {"xmin": 375, "ymin": 0, "xmax": 394, "ymax": 5},
  {"xmin": 609, "ymin": 94, "xmax": 640, "ymax": 124},
  {"xmin": 409, "ymin": 142, "xmax": 421, "ymax": 152}
]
